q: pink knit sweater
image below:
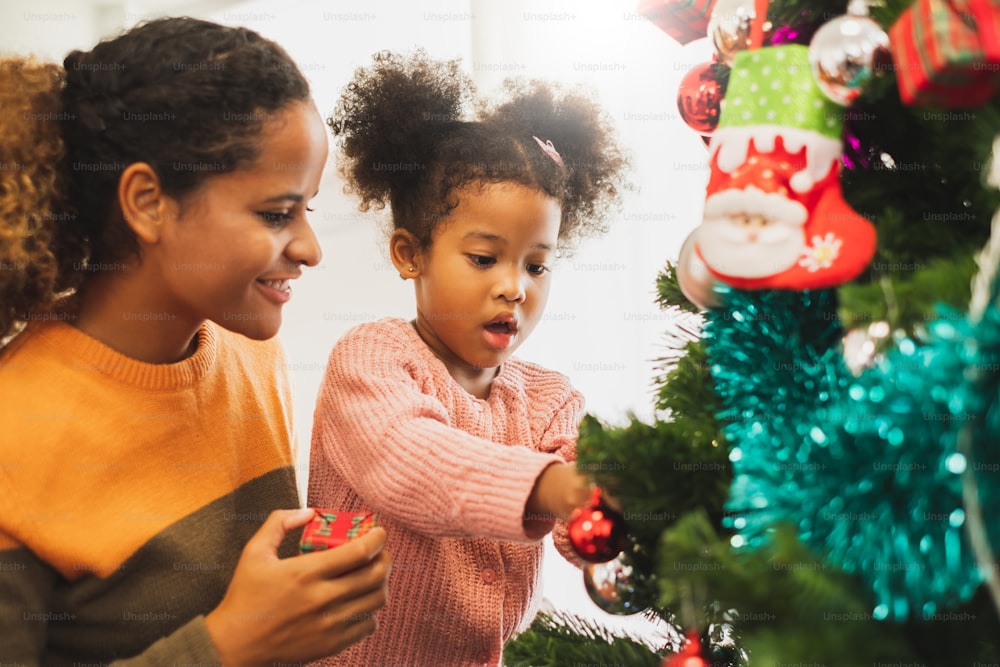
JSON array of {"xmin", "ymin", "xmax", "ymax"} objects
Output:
[{"xmin": 308, "ymin": 318, "xmax": 584, "ymax": 666}]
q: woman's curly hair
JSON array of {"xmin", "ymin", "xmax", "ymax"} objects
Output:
[
  {"xmin": 330, "ymin": 50, "xmax": 629, "ymax": 251},
  {"xmin": 0, "ymin": 58, "xmax": 81, "ymax": 343}
]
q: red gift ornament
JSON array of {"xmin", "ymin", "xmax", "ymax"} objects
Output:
[
  {"xmin": 567, "ymin": 487, "xmax": 630, "ymax": 563},
  {"xmin": 889, "ymin": 0, "xmax": 1000, "ymax": 107},
  {"xmin": 637, "ymin": 0, "xmax": 719, "ymax": 44},
  {"xmin": 299, "ymin": 509, "xmax": 378, "ymax": 554}
]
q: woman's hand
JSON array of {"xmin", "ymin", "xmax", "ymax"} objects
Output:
[{"xmin": 206, "ymin": 509, "xmax": 391, "ymax": 666}]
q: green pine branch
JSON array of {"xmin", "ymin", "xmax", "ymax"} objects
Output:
[
  {"xmin": 576, "ymin": 413, "xmax": 730, "ymax": 550},
  {"xmin": 838, "ymin": 253, "xmax": 978, "ymax": 332},
  {"xmin": 657, "ymin": 263, "xmax": 703, "ymax": 314},
  {"xmin": 655, "ymin": 512, "xmax": 918, "ymax": 665},
  {"xmin": 765, "ymin": 0, "xmax": 913, "ymax": 34},
  {"xmin": 503, "ymin": 610, "xmax": 663, "ymax": 667},
  {"xmin": 837, "ymin": 63, "xmax": 1000, "ymax": 332}
]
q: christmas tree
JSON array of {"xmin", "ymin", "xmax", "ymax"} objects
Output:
[{"xmin": 504, "ymin": 0, "xmax": 1000, "ymax": 664}]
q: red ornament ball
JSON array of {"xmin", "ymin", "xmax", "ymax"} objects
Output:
[
  {"xmin": 567, "ymin": 488, "xmax": 629, "ymax": 563},
  {"xmin": 661, "ymin": 630, "xmax": 709, "ymax": 667},
  {"xmin": 676, "ymin": 62, "xmax": 724, "ymax": 136}
]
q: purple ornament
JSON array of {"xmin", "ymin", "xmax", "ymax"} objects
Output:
[
  {"xmin": 841, "ymin": 113, "xmax": 877, "ymax": 171},
  {"xmin": 769, "ymin": 24, "xmax": 805, "ymax": 45},
  {"xmin": 766, "ymin": 11, "xmax": 823, "ymax": 46},
  {"xmin": 842, "ymin": 129, "xmax": 867, "ymax": 171}
]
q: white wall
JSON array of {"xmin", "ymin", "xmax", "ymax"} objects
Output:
[
  {"xmin": 0, "ymin": 0, "xmax": 99, "ymax": 61},
  {"xmin": 1, "ymin": 0, "xmax": 713, "ymax": 646}
]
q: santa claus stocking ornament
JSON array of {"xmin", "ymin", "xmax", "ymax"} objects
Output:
[{"xmin": 680, "ymin": 44, "xmax": 876, "ymax": 303}]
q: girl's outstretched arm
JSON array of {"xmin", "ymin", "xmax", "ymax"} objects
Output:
[{"xmin": 311, "ymin": 322, "xmax": 568, "ymax": 543}]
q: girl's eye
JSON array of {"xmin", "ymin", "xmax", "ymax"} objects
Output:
[
  {"xmin": 527, "ymin": 264, "xmax": 549, "ymax": 276},
  {"xmin": 468, "ymin": 255, "xmax": 496, "ymax": 268}
]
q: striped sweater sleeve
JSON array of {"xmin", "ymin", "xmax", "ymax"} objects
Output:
[
  {"xmin": 312, "ymin": 325, "xmax": 564, "ymax": 543},
  {"xmin": 0, "ymin": 536, "xmax": 221, "ymax": 665}
]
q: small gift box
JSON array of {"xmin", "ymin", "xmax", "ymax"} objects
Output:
[
  {"xmin": 890, "ymin": 0, "xmax": 1000, "ymax": 107},
  {"xmin": 636, "ymin": 0, "xmax": 718, "ymax": 45},
  {"xmin": 299, "ymin": 509, "xmax": 378, "ymax": 554}
]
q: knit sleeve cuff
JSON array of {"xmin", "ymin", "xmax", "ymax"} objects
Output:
[{"xmin": 449, "ymin": 441, "xmax": 564, "ymax": 543}]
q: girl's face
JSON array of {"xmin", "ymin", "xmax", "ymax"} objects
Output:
[
  {"xmin": 154, "ymin": 100, "xmax": 327, "ymax": 340},
  {"xmin": 412, "ymin": 182, "xmax": 561, "ymax": 381}
]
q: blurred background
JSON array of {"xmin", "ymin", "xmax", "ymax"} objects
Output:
[{"xmin": 0, "ymin": 0, "xmax": 713, "ymax": 642}]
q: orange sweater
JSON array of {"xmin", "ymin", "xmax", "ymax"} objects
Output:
[{"xmin": 0, "ymin": 320, "xmax": 299, "ymax": 664}]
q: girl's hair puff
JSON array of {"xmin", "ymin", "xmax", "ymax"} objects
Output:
[
  {"xmin": 330, "ymin": 50, "xmax": 628, "ymax": 251},
  {"xmin": 0, "ymin": 58, "xmax": 80, "ymax": 343}
]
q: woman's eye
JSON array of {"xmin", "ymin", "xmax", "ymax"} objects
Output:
[
  {"xmin": 257, "ymin": 211, "xmax": 292, "ymax": 226},
  {"xmin": 468, "ymin": 255, "xmax": 496, "ymax": 268}
]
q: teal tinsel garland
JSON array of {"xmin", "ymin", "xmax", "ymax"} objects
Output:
[
  {"xmin": 955, "ymin": 302, "xmax": 1000, "ymax": 613},
  {"xmin": 703, "ymin": 288, "xmax": 1000, "ymax": 621}
]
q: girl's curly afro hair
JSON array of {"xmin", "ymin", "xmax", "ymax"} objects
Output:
[{"xmin": 330, "ymin": 50, "xmax": 629, "ymax": 251}]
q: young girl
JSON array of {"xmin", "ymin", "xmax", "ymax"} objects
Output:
[
  {"xmin": 308, "ymin": 51, "xmax": 628, "ymax": 666},
  {"xmin": 0, "ymin": 18, "xmax": 390, "ymax": 664}
]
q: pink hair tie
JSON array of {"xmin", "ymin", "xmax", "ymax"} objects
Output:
[{"xmin": 532, "ymin": 135, "xmax": 565, "ymax": 169}]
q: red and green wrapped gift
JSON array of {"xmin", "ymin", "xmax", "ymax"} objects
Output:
[
  {"xmin": 636, "ymin": 0, "xmax": 717, "ymax": 44},
  {"xmin": 890, "ymin": 0, "xmax": 1000, "ymax": 107},
  {"xmin": 299, "ymin": 509, "xmax": 378, "ymax": 554}
]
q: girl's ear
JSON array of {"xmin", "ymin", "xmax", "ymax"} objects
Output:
[
  {"xmin": 118, "ymin": 162, "xmax": 177, "ymax": 244},
  {"xmin": 389, "ymin": 228, "xmax": 423, "ymax": 279}
]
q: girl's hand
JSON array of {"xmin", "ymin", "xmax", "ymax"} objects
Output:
[
  {"xmin": 206, "ymin": 509, "xmax": 391, "ymax": 666},
  {"xmin": 526, "ymin": 462, "xmax": 594, "ymax": 521}
]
